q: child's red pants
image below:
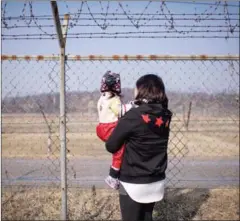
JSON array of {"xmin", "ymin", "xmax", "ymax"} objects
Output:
[{"xmin": 96, "ymin": 122, "xmax": 124, "ymax": 170}]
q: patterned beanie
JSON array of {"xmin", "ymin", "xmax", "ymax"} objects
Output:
[{"xmin": 100, "ymin": 70, "xmax": 121, "ymax": 94}]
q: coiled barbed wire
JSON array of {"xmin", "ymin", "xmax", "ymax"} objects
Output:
[
  {"xmin": 194, "ymin": 1, "xmax": 221, "ymax": 22},
  {"xmin": 64, "ymin": 0, "xmax": 84, "ymax": 28},
  {"xmin": 1, "ymin": 0, "xmax": 239, "ymax": 40}
]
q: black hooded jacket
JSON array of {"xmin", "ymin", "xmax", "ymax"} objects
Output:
[{"xmin": 106, "ymin": 103, "xmax": 172, "ymax": 184}]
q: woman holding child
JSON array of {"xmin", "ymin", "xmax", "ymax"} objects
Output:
[{"xmin": 97, "ymin": 72, "xmax": 172, "ymax": 221}]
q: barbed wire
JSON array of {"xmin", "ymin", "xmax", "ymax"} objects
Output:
[
  {"xmin": 2, "ymin": 26, "xmax": 239, "ymax": 39},
  {"xmin": 2, "ymin": 35, "xmax": 239, "ymax": 40},
  {"xmin": 166, "ymin": 0, "xmax": 239, "ymax": 7},
  {"xmin": 3, "ymin": 24, "xmax": 239, "ymax": 29},
  {"xmin": 3, "ymin": 12, "xmax": 240, "ymax": 19},
  {"xmin": 1, "ymin": 0, "xmax": 239, "ymax": 39},
  {"xmin": 194, "ymin": 1, "xmax": 221, "ymax": 22},
  {"xmin": 118, "ymin": 2, "xmax": 153, "ymax": 29},
  {"xmin": 28, "ymin": 2, "xmax": 54, "ymax": 36},
  {"xmin": 1, "ymin": 2, "xmax": 13, "ymax": 29},
  {"xmin": 223, "ymin": 0, "xmax": 237, "ymax": 35},
  {"xmin": 21, "ymin": 1, "xmax": 33, "ymax": 26},
  {"xmin": 2, "ymin": 30, "xmax": 237, "ymax": 37},
  {"xmin": 64, "ymin": 1, "xmax": 84, "ymax": 28},
  {"xmin": 3, "ymin": 15, "xmax": 239, "ymax": 21}
]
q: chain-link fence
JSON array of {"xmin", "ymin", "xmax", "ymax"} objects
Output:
[
  {"xmin": 64, "ymin": 56, "xmax": 239, "ymax": 190},
  {"xmin": 1, "ymin": 55, "xmax": 239, "ymax": 220},
  {"xmin": 1, "ymin": 58, "xmax": 63, "ymax": 219}
]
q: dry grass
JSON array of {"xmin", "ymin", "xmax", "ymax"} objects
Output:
[
  {"xmin": 2, "ymin": 186, "xmax": 239, "ymax": 220},
  {"xmin": 185, "ymin": 132, "xmax": 239, "ymax": 158},
  {"xmin": 2, "ymin": 114, "xmax": 239, "ymax": 159},
  {"xmin": 2, "ymin": 131, "xmax": 239, "ymax": 159}
]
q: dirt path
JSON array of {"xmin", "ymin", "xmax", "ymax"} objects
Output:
[{"xmin": 2, "ymin": 157, "xmax": 239, "ymax": 188}]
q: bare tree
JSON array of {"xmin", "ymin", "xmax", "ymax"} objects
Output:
[
  {"xmin": 34, "ymin": 99, "xmax": 53, "ymax": 155},
  {"xmin": 183, "ymin": 101, "xmax": 192, "ymax": 131}
]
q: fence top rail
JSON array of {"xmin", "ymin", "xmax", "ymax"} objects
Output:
[{"xmin": 1, "ymin": 54, "xmax": 239, "ymax": 61}]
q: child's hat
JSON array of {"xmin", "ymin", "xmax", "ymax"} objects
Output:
[{"xmin": 100, "ymin": 70, "xmax": 121, "ymax": 94}]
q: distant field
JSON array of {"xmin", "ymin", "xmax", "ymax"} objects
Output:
[{"xmin": 2, "ymin": 113, "xmax": 239, "ymax": 159}]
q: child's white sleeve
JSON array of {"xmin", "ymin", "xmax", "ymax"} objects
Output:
[
  {"xmin": 119, "ymin": 101, "xmax": 137, "ymax": 118},
  {"xmin": 97, "ymin": 97, "xmax": 102, "ymax": 121}
]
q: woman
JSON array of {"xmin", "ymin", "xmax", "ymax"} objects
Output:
[{"xmin": 105, "ymin": 74, "xmax": 172, "ymax": 221}]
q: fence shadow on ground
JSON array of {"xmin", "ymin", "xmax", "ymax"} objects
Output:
[
  {"xmin": 154, "ymin": 188, "xmax": 210, "ymax": 220},
  {"xmin": 3, "ymin": 186, "xmax": 239, "ymax": 220}
]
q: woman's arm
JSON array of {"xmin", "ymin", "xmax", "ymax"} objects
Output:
[{"xmin": 105, "ymin": 112, "xmax": 136, "ymax": 154}]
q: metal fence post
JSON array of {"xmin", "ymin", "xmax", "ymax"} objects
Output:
[
  {"xmin": 51, "ymin": 1, "xmax": 69, "ymax": 220},
  {"xmin": 60, "ymin": 46, "xmax": 67, "ymax": 220}
]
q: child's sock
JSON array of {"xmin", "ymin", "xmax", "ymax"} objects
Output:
[
  {"xmin": 105, "ymin": 175, "xmax": 119, "ymax": 190},
  {"xmin": 104, "ymin": 166, "xmax": 120, "ymax": 190}
]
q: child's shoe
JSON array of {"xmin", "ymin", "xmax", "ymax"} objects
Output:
[{"xmin": 104, "ymin": 175, "xmax": 120, "ymax": 190}]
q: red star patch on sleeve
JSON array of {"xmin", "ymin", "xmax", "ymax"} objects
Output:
[
  {"xmin": 155, "ymin": 117, "xmax": 163, "ymax": 127},
  {"xmin": 142, "ymin": 114, "xmax": 151, "ymax": 123}
]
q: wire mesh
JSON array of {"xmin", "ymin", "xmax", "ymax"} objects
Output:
[
  {"xmin": 1, "ymin": 55, "xmax": 239, "ymax": 220},
  {"xmin": 1, "ymin": 59, "xmax": 62, "ymax": 219},
  {"xmin": 1, "ymin": 1, "xmax": 239, "ymax": 220},
  {"xmin": 64, "ymin": 57, "xmax": 239, "ymax": 219},
  {"xmin": 65, "ymin": 58, "xmax": 239, "ymax": 190}
]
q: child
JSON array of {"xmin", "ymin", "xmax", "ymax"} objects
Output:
[{"xmin": 96, "ymin": 71, "xmax": 136, "ymax": 189}]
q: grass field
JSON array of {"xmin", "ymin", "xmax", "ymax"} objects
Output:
[
  {"xmin": 2, "ymin": 114, "xmax": 239, "ymax": 159},
  {"xmin": 2, "ymin": 186, "xmax": 239, "ymax": 220},
  {"xmin": 2, "ymin": 114, "xmax": 239, "ymax": 220}
]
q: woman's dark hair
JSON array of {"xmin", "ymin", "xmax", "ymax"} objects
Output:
[{"xmin": 135, "ymin": 74, "xmax": 168, "ymax": 108}]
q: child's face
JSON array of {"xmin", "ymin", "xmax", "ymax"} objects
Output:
[{"xmin": 134, "ymin": 87, "xmax": 138, "ymax": 99}]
